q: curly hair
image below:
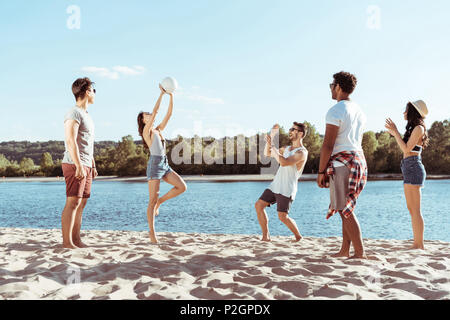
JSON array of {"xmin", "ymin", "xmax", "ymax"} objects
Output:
[
  {"xmin": 403, "ymin": 103, "xmax": 429, "ymax": 148},
  {"xmin": 333, "ymin": 71, "xmax": 358, "ymax": 94}
]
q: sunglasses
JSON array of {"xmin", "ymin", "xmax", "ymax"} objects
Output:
[
  {"xmin": 329, "ymin": 83, "xmax": 337, "ymax": 89},
  {"xmin": 289, "ymin": 128, "xmax": 300, "ymax": 132}
]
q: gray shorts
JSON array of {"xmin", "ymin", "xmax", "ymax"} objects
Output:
[
  {"xmin": 259, "ymin": 189, "xmax": 293, "ymax": 214},
  {"xmin": 329, "ymin": 166, "xmax": 350, "ymax": 211}
]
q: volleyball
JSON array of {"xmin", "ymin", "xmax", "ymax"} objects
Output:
[{"xmin": 160, "ymin": 77, "xmax": 178, "ymax": 94}]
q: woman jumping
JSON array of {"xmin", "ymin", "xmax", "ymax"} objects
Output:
[{"xmin": 137, "ymin": 84, "xmax": 187, "ymax": 244}]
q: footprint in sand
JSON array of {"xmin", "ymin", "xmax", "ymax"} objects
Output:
[
  {"xmin": 233, "ymin": 275, "xmax": 271, "ymax": 286},
  {"xmin": 271, "ymin": 267, "xmax": 298, "ymax": 277},
  {"xmin": 262, "ymin": 261, "xmax": 285, "ymax": 268},
  {"xmin": 313, "ymin": 285, "xmax": 352, "ymax": 299},
  {"xmin": 427, "ymin": 262, "xmax": 447, "ymax": 271},
  {"xmin": 395, "ymin": 263, "xmax": 415, "ymax": 268},
  {"xmin": 190, "ymin": 287, "xmax": 238, "ymax": 300},
  {"xmin": 431, "ymin": 278, "xmax": 449, "ymax": 284},
  {"xmin": 277, "ymin": 281, "xmax": 310, "ymax": 298},
  {"xmin": 303, "ymin": 264, "xmax": 335, "ymax": 274},
  {"xmin": 382, "ymin": 270, "xmax": 423, "ymax": 281},
  {"xmin": 171, "ymin": 249, "xmax": 194, "ymax": 257}
]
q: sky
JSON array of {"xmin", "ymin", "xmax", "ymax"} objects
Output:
[{"xmin": 0, "ymin": 0, "xmax": 449, "ymax": 142}]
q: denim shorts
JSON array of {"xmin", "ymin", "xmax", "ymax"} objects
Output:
[
  {"xmin": 400, "ymin": 156, "xmax": 426, "ymax": 187},
  {"xmin": 147, "ymin": 155, "xmax": 173, "ymax": 181}
]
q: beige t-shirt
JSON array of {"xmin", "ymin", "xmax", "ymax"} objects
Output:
[{"xmin": 62, "ymin": 106, "xmax": 95, "ymax": 168}]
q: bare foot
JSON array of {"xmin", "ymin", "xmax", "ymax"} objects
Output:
[
  {"xmin": 73, "ymin": 241, "xmax": 89, "ymax": 248},
  {"xmin": 149, "ymin": 233, "xmax": 159, "ymax": 244},
  {"xmin": 292, "ymin": 235, "xmax": 302, "ymax": 243},
  {"xmin": 62, "ymin": 242, "xmax": 78, "ymax": 249},
  {"xmin": 348, "ymin": 254, "xmax": 368, "ymax": 260},
  {"xmin": 331, "ymin": 252, "xmax": 350, "ymax": 258},
  {"xmin": 261, "ymin": 237, "xmax": 271, "ymax": 242},
  {"xmin": 408, "ymin": 245, "xmax": 425, "ymax": 250},
  {"xmin": 154, "ymin": 200, "xmax": 161, "ymax": 217}
]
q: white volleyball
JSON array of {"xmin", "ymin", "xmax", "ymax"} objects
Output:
[{"xmin": 160, "ymin": 77, "xmax": 178, "ymax": 94}]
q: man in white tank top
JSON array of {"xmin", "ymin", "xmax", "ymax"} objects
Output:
[{"xmin": 255, "ymin": 122, "xmax": 309, "ymax": 242}]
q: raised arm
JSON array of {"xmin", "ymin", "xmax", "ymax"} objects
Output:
[
  {"xmin": 271, "ymin": 148, "xmax": 306, "ymax": 167},
  {"xmin": 142, "ymin": 86, "xmax": 166, "ymax": 145},
  {"xmin": 385, "ymin": 119, "xmax": 424, "ymax": 154},
  {"xmin": 157, "ymin": 92, "xmax": 173, "ymax": 132},
  {"xmin": 264, "ymin": 135, "xmax": 272, "ymax": 157}
]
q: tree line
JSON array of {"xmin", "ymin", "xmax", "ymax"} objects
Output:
[{"xmin": 0, "ymin": 120, "xmax": 449, "ymax": 177}]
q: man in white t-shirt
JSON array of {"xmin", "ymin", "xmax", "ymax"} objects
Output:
[{"xmin": 317, "ymin": 71, "xmax": 368, "ymax": 259}]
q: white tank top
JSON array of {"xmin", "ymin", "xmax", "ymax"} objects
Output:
[
  {"xmin": 269, "ymin": 146, "xmax": 307, "ymax": 201},
  {"xmin": 150, "ymin": 131, "xmax": 166, "ymax": 156}
]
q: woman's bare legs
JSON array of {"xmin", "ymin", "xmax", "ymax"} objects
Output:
[
  {"xmin": 404, "ymin": 184, "xmax": 425, "ymax": 250},
  {"xmin": 154, "ymin": 171, "xmax": 187, "ymax": 216},
  {"xmin": 147, "ymin": 179, "xmax": 161, "ymax": 244}
]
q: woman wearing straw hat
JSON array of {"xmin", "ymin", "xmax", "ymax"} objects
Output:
[{"xmin": 385, "ymin": 100, "xmax": 429, "ymax": 250}]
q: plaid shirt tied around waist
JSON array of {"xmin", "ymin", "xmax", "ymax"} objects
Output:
[{"xmin": 326, "ymin": 151, "xmax": 368, "ymax": 219}]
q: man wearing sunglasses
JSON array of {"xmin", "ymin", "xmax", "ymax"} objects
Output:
[
  {"xmin": 255, "ymin": 122, "xmax": 309, "ymax": 242},
  {"xmin": 317, "ymin": 71, "xmax": 368, "ymax": 259},
  {"xmin": 61, "ymin": 77, "xmax": 97, "ymax": 249}
]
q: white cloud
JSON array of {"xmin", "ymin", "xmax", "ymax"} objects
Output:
[
  {"xmin": 81, "ymin": 66, "xmax": 119, "ymax": 80},
  {"xmin": 112, "ymin": 65, "xmax": 146, "ymax": 76},
  {"xmin": 81, "ymin": 65, "xmax": 146, "ymax": 80},
  {"xmin": 184, "ymin": 94, "xmax": 225, "ymax": 105},
  {"xmin": 177, "ymin": 87, "xmax": 225, "ymax": 105}
]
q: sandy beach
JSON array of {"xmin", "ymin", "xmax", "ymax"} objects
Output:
[{"xmin": 0, "ymin": 228, "xmax": 449, "ymax": 300}]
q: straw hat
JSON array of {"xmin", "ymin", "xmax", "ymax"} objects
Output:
[{"xmin": 409, "ymin": 100, "xmax": 429, "ymax": 118}]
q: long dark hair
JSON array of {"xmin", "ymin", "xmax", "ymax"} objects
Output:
[
  {"xmin": 403, "ymin": 103, "xmax": 429, "ymax": 148},
  {"xmin": 137, "ymin": 112, "xmax": 149, "ymax": 149}
]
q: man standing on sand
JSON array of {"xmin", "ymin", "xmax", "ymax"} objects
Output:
[
  {"xmin": 255, "ymin": 122, "xmax": 309, "ymax": 242},
  {"xmin": 61, "ymin": 77, "xmax": 97, "ymax": 249},
  {"xmin": 317, "ymin": 71, "xmax": 368, "ymax": 259}
]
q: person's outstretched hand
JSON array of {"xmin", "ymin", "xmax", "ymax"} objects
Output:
[
  {"xmin": 159, "ymin": 83, "xmax": 167, "ymax": 94},
  {"xmin": 385, "ymin": 118, "xmax": 399, "ymax": 136}
]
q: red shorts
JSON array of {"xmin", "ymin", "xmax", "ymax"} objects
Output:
[{"xmin": 62, "ymin": 164, "xmax": 93, "ymax": 198}]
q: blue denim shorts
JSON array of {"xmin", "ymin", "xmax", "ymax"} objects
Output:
[
  {"xmin": 400, "ymin": 156, "xmax": 426, "ymax": 187},
  {"xmin": 147, "ymin": 155, "xmax": 173, "ymax": 181}
]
